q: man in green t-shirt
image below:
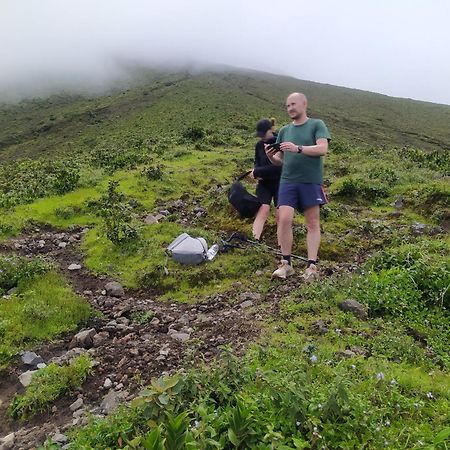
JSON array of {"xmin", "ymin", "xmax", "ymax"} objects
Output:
[{"xmin": 265, "ymin": 92, "xmax": 331, "ymax": 280}]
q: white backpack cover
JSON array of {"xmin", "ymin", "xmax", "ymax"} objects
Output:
[{"xmin": 166, "ymin": 233, "xmax": 208, "ymax": 265}]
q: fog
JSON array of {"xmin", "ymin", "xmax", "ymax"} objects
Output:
[{"xmin": 2, "ymin": 0, "xmax": 449, "ymax": 104}]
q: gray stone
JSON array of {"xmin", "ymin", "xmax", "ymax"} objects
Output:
[
  {"xmin": 73, "ymin": 408, "xmax": 85, "ymax": 418},
  {"xmin": 71, "ymin": 328, "xmax": 97, "ymax": 349},
  {"xmin": 51, "ymin": 433, "xmax": 68, "ymax": 444},
  {"xmin": 49, "ymin": 348, "xmax": 86, "ymax": 365},
  {"xmin": 37, "ymin": 363, "xmax": 47, "ymax": 369},
  {"xmin": 339, "ymin": 299, "xmax": 368, "ymax": 320},
  {"xmin": 105, "ymin": 281, "xmax": 125, "ymax": 298},
  {"xmin": 240, "ymin": 300, "xmax": 253, "ymax": 309},
  {"xmin": 239, "ymin": 291, "xmax": 261, "ymax": 302},
  {"xmin": 69, "ymin": 397, "xmax": 84, "ymax": 412},
  {"xmin": 411, "ymin": 222, "xmax": 427, "ymax": 235},
  {"xmin": 92, "ymin": 331, "xmax": 109, "ymax": 347},
  {"xmin": 6, "ymin": 287, "xmax": 17, "ymax": 296},
  {"xmin": 100, "ymin": 390, "xmax": 128, "ymax": 414},
  {"xmin": 341, "ymin": 350, "xmax": 357, "ymax": 358},
  {"xmin": 144, "ymin": 214, "xmax": 159, "ymax": 225},
  {"xmin": 150, "ymin": 317, "xmax": 160, "ymax": 326},
  {"xmin": 0, "ymin": 432, "xmax": 15, "ymax": 450},
  {"xmin": 170, "ymin": 332, "xmax": 190, "ymax": 343},
  {"xmin": 21, "ymin": 351, "xmax": 44, "ymax": 366},
  {"xmin": 19, "ymin": 370, "xmax": 37, "ymax": 387},
  {"xmin": 103, "ymin": 378, "xmax": 113, "ymax": 389},
  {"xmin": 58, "ymin": 242, "xmax": 68, "ymax": 248},
  {"xmin": 68, "ymin": 263, "xmax": 82, "ymax": 271}
]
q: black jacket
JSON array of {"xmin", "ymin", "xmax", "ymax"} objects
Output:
[{"xmin": 253, "ymin": 135, "xmax": 282, "ymax": 182}]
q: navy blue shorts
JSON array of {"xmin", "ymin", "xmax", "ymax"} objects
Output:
[{"xmin": 277, "ymin": 182, "xmax": 328, "ymax": 212}]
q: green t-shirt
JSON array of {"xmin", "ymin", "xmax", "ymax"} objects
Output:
[{"xmin": 276, "ymin": 118, "xmax": 331, "ymax": 184}]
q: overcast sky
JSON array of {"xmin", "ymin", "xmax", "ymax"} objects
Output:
[{"xmin": 2, "ymin": 0, "xmax": 450, "ymax": 104}]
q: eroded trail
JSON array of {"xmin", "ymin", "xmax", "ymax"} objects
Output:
[{"xmin": 0, "ymin": 227, "xmax": 269, "ymax": 448}]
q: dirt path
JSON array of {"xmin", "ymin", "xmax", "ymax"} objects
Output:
[
  {"xmin": 0, "ymin": 224, "xmax": 365, "ymax": 449},
  {"xmin": 0, "ymin": 227, "xmax": 277, "ymax": 448}
]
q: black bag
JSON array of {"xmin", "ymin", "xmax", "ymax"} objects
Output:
[{"xmin": 228, "ymin": 171, "xmax": 262, "ymax": 218}]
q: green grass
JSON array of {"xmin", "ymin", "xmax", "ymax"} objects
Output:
[
  {"xmin": 0, "ymin": 271, "xmax": 94, "ymax": 369},
  {"xmin": 9, "ymin": 354, "xmax": 92, "ymax": 420}
]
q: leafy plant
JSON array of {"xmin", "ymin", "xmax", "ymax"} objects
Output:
[
  {"xmin": 9, "ymin": 354, "xmax": 92, "ymax": 419},
  {"xmin": 96, "ymin": 180, "xmax": 140, "ymax": 245}
]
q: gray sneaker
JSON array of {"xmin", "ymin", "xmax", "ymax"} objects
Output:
[
  {"xmin": 272, "ymin": 260, "xmax": 295, "ymax": 279},
  {"xmin": 302, "ymin": 264, "xmax": 319, "ymax": 282}
]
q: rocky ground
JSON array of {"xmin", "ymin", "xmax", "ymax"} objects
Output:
[
  {"xmin": 0, "ymin": 226, "xmax": 292, "ymax": 449},
  {"xmin": 0, "ymin": 222, "xmax": 400, "ymax": 450}
]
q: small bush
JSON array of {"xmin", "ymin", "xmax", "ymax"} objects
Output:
[
  {"xmin": 181, "ymin": 126, "xmax": 205, "ymax": 142},
  {"xmin": 0, "ymin": 255, "xmax": 49, "ymax": 295},
  {"xmin": 332, "ymin": 177, "xmax": 390, "ymax": 202},
  {"xmin": 94, "ymin": 181, "xmax": 140, "ymax": 245},
  {"xmin": 141, "ymin": 164, "xmax": 165, "ymax": 181},
  {"xmin": 9, "ymin": 354, "xmax": 92, "ymax": 419}
]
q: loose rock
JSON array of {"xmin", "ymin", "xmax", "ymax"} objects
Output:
[
  {"xmin": 0, "ymin": 432, "xmax": 15, "ymax": 450},
  {"xmin": 19, "ymin": 370, "xmax": 37, "ymax": 387},
  {"xmin": 105, "ymin": 281, "xmax": 125, "ymax": 298},
  {"xmin": 339, "ymin": 299, "xmax": 368, "ymax": 320},
  {"xmin": 100, "ymin": 390, "xmax": 128, "ymax": 415},
  {"xmin": 21, "ymin": 351, "xmax": 44, "ymax": 367},
  {"xmin": 70, "ymin": 329, "xmax": 97, "ymax": 349},
  {"xmin": 69, "ymin": 397, "xmax": 83, "ymax": 412}
]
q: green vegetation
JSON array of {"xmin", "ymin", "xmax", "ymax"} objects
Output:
[
  {"xmin": 0, "ymin": 69, "xmax": 448, "ymax": 448},
  {"xmin": 63, "ymin": 346, "xmax": 450, "ymax": 449},
  {"xmin": 0, "ymin": 254, "xmax": 50, "ymax": 295},
  {"xmin": 9, "ymin": 354, "xmax": 92, "ymax": 419},
  {"xmin": 0, "ymin": 271, "xmax": 93, "ymax": 369}
]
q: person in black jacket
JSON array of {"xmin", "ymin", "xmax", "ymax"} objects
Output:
[{"xmin": 249, "ymin": 118, "xmax": 282, "ymax": 241}]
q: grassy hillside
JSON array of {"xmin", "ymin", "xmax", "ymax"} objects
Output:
[
  {"xmin": 1, "ymin": 68, "xmax": 449, "ymax": 163},
  {"xmin": 0, "ymin": 68, "xmax": 448, "ymax": 449}
]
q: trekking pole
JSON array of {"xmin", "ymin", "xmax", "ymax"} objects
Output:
[{"xmin": 223, "ymin": 232, "xmax": 308, "ymax": 262}]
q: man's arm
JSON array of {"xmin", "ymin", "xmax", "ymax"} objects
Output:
[{"xmin": 280, "ymin": 138, "xmax": 328, "ymax": 156}]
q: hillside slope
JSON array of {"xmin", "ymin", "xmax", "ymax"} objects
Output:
[{"xmin": 1, "ymin": 68, "xmax": 449, "ymax": 162}]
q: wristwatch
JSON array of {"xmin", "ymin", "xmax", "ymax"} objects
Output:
[{"xmin": 297, "ymin": 145, "xmax": 303, "ymax": 153}]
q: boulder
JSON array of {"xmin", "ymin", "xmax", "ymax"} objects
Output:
[
  {"xmin": 0, "ymin": 433, "xmax": 15, "ymax": 450},
  {"xmin": 19, "ymin": 370, "xmax": 36, "ymax": 387},
  {"xmin": 69, "ymin": 398, "xmax": 83, "ymax": 412},
  {"xmin": 70, "ymin": 328, "xmax": 97, "ymax": 349},
  {"xmin": 21, "ymin": 351, "xmax": 44, "ymax": 367},
  {"xmin": 339, "ymin": 299, "xmax": 368, "ymax": 320},
  {"xmin": 105, "ymin": 282, "xmax": 125, "ymax": 298},
  {"xmin": 100, "ymin": 390, "xmax": 128, "ymax": 415}
]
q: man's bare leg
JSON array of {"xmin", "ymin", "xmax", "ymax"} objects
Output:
[
  {"xmin": 304, "ymin": 205, "xmax": 321, "ymax": 261},
  {"xmin": 277, "ymin": 205, "xmax": 295, "ymax": 256},
  {"xmin": 272, "ymin": 205, "xmax": 296, "ymax": 278}
]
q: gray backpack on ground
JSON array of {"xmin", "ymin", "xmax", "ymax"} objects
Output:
[{"xmin": 166, "ymin": 233, "xmax": 208, "ymax": 265}]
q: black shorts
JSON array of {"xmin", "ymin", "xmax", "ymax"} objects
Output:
[{"xmin": 256, "ymin": 181, "xmax": 279, "ymax": 206}]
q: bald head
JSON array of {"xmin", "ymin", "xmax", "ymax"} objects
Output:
[
  {"xmin": 287, "ymin": 92, "xmax": 307, "ymax": 104},
  {"xmin": 286, "ymin": 92, "xmax": 308, "ymax": 122}
]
